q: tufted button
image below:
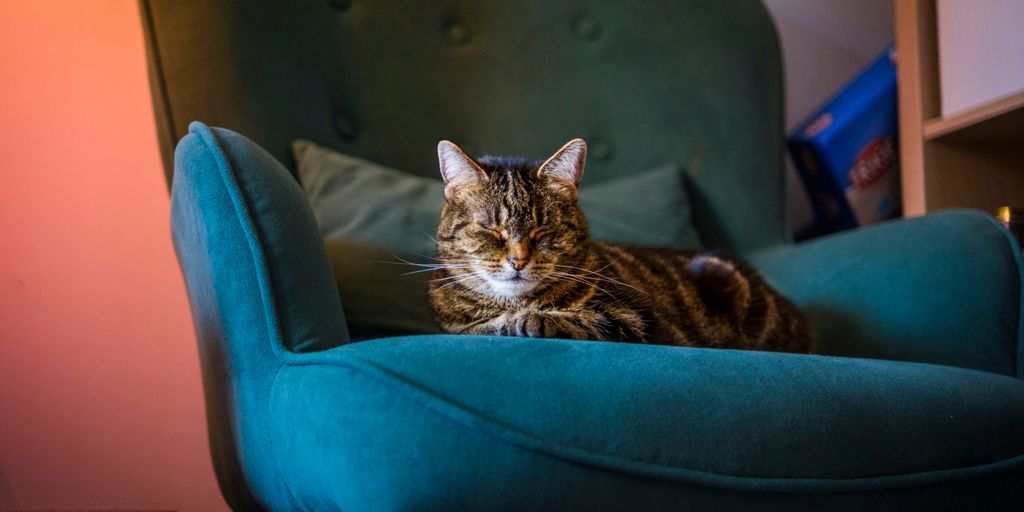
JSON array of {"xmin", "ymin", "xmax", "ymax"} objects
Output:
[
  {"xmin": 572, "ymin": 17, "xmax": 602, "ymax": 41},
  {"xmin": 589, "ymin": 138, "xmax": 615, "ymax": 163},
  {"xmin": 444, "ymin": 21, "xmax": 472, "ymax": 46},
  {"xmin": 329, "ymin": 0, "xmax": 352, "ymax": 11},
  {"xmin": 333, "ymin": 112, "xmax": 357, "ymax": 142}
]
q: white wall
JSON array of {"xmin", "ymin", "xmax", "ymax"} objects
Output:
[
  {"xmin": 763, "ymin": 0, "xmax": 894, "ymax": 234},
  {"xmin": 938, "ymin": 0, "xmax": 1024, "ymax": 117}
]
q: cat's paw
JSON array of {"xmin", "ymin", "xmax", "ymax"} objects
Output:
[{"xmin": 510, "ymin": 311, "xmax": 546, "ymax": 338}]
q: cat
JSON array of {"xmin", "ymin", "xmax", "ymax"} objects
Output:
[{"xmin": 427, "ymin": 138, "xmax": 816, "ymax": 353}]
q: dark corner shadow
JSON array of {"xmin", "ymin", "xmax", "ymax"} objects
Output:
[
  {"xmin": 802, "ymin": 302, "xmax": 873, "ymax": 358},
  {"xmin": 683, "ymin": 173, "xmax": 732, "ymax": 253}
]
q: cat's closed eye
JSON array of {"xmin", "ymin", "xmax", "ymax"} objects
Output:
[
  {"xmin": 535, "ymin": 233, "xmax": 559, "ymax": 251},
  {"xmin": 477, "ymin": 226, "xmax": 506, "ymax": 242},
  {"xmin": 472, "ymin": 227, "xmax": 505, "ymax": 247}
]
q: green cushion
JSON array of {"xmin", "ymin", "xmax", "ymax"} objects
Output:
[
  {"xmin": 273, "ymin": 334, "xmax": 1024, "ymax": 509},
  {"xmin": 293, "ymin": 139, "xmax": 701, "ymax": 337}
]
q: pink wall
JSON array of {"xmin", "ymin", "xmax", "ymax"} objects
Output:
[{"xmin": 0, "ymin": 2, "xmax": 228, "ymax": 510}]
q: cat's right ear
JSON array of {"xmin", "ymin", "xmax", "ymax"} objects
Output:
[{"xmin": 438, "ymin": 140, "xmax": 487, "ymax": 201}]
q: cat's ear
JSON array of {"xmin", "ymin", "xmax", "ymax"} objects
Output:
[
  {"xmin": 438, "ymin": 140, "xmax": 487, "ymax": 201},
  {"xmin": 537, "ymin": 138, "xmax": 586, "ymax": 198}
]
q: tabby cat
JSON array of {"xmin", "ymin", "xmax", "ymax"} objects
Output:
[{"xmin": 427, "ymin": 138, "xmax": 815, "ymax": 353}]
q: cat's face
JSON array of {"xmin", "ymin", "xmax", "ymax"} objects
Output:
[{"xmin": 435, "ymin": 139, "xmax": 590, "ymax": 299}]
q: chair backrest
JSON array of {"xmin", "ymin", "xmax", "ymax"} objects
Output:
[{"xmin": 143, "ymin": 0, "xmax": 788, "ymax": 255}]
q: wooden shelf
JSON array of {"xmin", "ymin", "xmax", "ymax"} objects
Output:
[
  {"xmin": 896, "ymin": 0, "xmax": 1024, "ymax": 217},
  {"xmin": 923, "ymin": 89, "xmax": 1024, "ymax": 143}
]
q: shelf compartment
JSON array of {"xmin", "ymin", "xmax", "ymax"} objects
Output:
[{"xmin": 923, "ymin": 89, "xmax": 1024, "ymax": 144}]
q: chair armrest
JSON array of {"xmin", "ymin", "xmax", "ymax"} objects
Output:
[
  {"xmin": 750, "ymin": 210, "xmax": 1024, "ymax": 377},
  {"xmin": 172, "ymin": 122, "xmax": 351, "ymax": 509}
]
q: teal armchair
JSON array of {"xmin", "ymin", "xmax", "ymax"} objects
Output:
[{"xmin": 145, "ymin": 1, "xmax": 1024, "ymax": 509}]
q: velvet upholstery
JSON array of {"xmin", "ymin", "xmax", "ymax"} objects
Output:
[
  {"xmin": 753, "ymin": 211, "xmax": 1024, "ymax": 378},
  {"xmin": 151, "ymin": 1, "xmax": 1024, "ymax": 509},
  {"xmin": 143, "ymin": 0, "xmax": 784, "ymax": 255},
  {"xmin": 171, "ymin": 123, "xmax": 350, "ymax": 511},
  {"xmin": 171, "ymin": 123, "xmax": 1024, "ymax": 510},
  {"xmin": 274, "ymin": 337, "xmax": 1024, "ymax": 510}
]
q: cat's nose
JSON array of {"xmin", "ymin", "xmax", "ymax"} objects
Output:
[
  {"xmin": 508, "ymin": 242, "xmax": 530, "ymax": 270},
  {"xmin": 508, "ymin": 255, "xmax": 528, "ymax": 271}
]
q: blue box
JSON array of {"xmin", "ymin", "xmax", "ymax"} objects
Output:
[{"xmin": 788, "ymin": 44, "xmax": 900, "ymax": 235}]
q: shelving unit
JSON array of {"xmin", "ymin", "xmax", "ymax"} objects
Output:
[
  {"xmin": 923, "ymin": 90, "xmax": 1024, "ymax": 143},
  {"xmin": 895, "ymin": 0, "xmax": 1024, "ymax": 217}
]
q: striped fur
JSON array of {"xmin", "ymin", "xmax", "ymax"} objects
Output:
[{"xmin": 428, "ymin": 140, "xmax": 815, "ymax": 353}]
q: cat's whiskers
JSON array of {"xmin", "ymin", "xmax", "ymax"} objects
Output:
[
  {"xmin": 386, "ymin": 255, "xmax": 480, "ymax": 276},
  {"xmin": 551, "ymin": 263, "xmax": 648, "ymax": 295},
  {"xmin": 420, "ymin": 231, "xmax": 440, "ymax": 245},
  {"xmin": 387, "ymin": 255, "xmax": 477, "ymax": 266},
  {"xmin": 434, "ymin": 271, "xmax": 486, "ymax": 291},
  {"xmin": 543, "ymin": 270, "xmax": 594, "ymax": 286},
  {"xmin": 550, "ymin": 262, "xmax": 615, "ymax": 279},
  {"xmin": 400, "ymin": 265, "xmax": 473, "ymax": 276},
  {"xmin": 545, "ymin": 272, "xmax": 626, "ymax": 297},
  {"xmin": 537, "ymin": 270, "xmax": 621, "ymax": 303},
  {"xmin": 429, "ymin": 271, "xmax": 480, "ymax": 283},
  {"xmin": 534, "ymin": 272, "xmax": 628, "ymax": 309}
]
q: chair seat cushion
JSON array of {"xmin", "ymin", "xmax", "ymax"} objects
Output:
[{"xmin": 270, "ymin": 335, "xmax": 1024, "ymax": 508}]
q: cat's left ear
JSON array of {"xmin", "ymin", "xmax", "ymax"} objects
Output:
[{"xmin": 537, "ymin": 138, "xmax": 586, "ymax": 198}]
